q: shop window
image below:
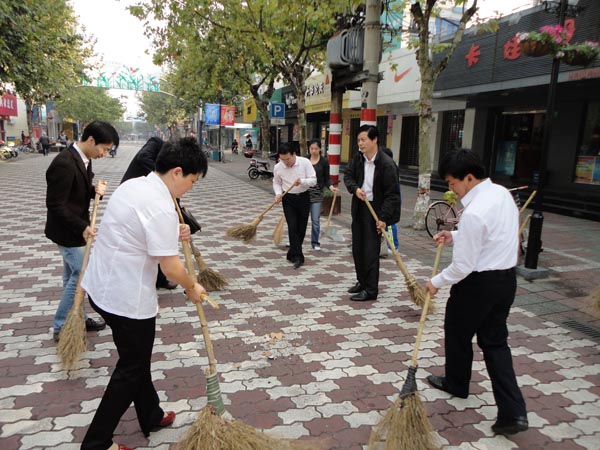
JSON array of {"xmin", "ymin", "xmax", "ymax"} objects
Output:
[
  {"xmin": 440, "ymin": 110, "xmax": 465, "ymax": 159},
  {"xmin": 574, "ymin": 102, "xmax": 600, "ymax": 185},
  {"xmin": 399, "ymin": 115, "xmax": 419, "ymax": 167}
]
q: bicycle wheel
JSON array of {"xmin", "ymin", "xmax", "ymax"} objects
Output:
[
  {"xmin": 248, "ymin": 167, "xmax": 259, "ymax": 180},
  {"xmin": 425, "ymin": 201, "xmax": 457, "ymax": 238}
]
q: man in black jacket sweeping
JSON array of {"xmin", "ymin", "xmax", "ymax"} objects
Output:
[{"xmin": 344, "ymin": 125, "xmax": 400, "ymax": 301}]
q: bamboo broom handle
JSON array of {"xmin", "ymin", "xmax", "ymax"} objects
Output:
[
  {"xmin": 189, "ymin": 239, "xmax": 207, "ymax": 272},
  {"xmin": 364, "ymin": 198, "xmax": 411, "ymax": 280},
  {"xmin": 73, "ymin": 192, "xmax": 102, "ymax": 309},
  {"xmin": 257, "ymin": 184, "xmax": 294, "ymax": 220},
  {"xmin": 410, "ymin": 242, "xmax": 444, "ymax": 367},
  {"xmin": 519, "ymin": 213, "xmax": 532, "ymax": 237},
  {"xmin": 519, "ymin": 190, "xmax": 537, "ymax": 215},
  {"xmin": 173, "ymin": 199, "xmax": 219, "ymax": 375},
  {"xmin": 324, "ymin": 189, "xmax": 338, "ymax": 234}
]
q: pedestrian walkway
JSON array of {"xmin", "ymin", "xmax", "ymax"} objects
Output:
[{"xmin": 0, "ymin": 146, "xmax": 598, "ymax": 450}]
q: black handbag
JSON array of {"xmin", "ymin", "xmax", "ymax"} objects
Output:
[{"xmin": 180, "ymin": 206, "xmax": 202, "ymax": 234}]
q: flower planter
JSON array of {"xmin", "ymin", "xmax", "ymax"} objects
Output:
[
  {"xmin": 321, "ymin": 194, "xmax": 341, "ymax": 216},
  {"xmin": 562, "ymin": 50, "xmax": 596, "ymax": 66},
  {"xmin": 519, "ymin": 40, "xmax": 552, "ymax": 57}
]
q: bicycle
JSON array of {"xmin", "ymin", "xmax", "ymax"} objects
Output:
[{"xmin": 424, "ymin": 185, "xmax": 535, "ymax": 254}]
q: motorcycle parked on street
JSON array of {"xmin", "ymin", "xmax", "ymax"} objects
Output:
[{"xmin": 247, "ymin": 158, "xmax": 274, "ymax": 180}]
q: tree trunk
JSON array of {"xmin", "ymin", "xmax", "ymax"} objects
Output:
[
  {"xmin": 256, "ymin": 99, "xmax": 271, "ymax": 157},
  {"xmin": 296, "ymin": 84, "xmax": 308, "ymax": 156},
  {"xmin": 412, "ymin": 66, "xmax": 435, "ymax": 230}
]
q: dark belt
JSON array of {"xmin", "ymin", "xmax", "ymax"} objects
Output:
[
  {"xmin": 286, "ymin": 190, "xmax": 309, "ymax": 196},
  {"xmin": 473, "ymin": 267, "xmax": 515, "ymax": 276}
]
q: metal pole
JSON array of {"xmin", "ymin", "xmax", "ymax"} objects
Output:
[
  {"xmin": 360, "ymin": 0, "xmax": 382, "ymax": 126},
  {"xmin": 524, "ymin": 0, "xmax": 567, "ymax": 269},
  {"xmin": 218, "ymin": 92, "xmax": 222, "ymax": 161}
]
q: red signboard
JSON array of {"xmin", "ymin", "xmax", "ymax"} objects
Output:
[
  {"xmin": 220, "ymin": 105, "xmax": 235, "ymax": 126},
  {"xmin": 0, "ymin": 93, "xmax": 18, "ymax": 116}
]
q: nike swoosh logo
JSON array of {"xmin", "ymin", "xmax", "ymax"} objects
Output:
[{"xmin": 394, "ymin": 68, "xmax": 411, "ymax": 82}]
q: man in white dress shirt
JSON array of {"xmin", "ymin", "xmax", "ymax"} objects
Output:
[
  {"xmin": 425, "ymin": 149, "xmax": 528, "ymax": 436},
  {"xmin": 80, "ymin": 137, "xmax": 207, "ymax": 450},
  {"xmin": 273, "ymin": 143, "xmax": 317, "ymax": 269}
]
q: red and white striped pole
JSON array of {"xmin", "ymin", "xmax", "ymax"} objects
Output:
[{"xmin": 328, "ymin": 90, "xmax": 343, "ymax": 184}]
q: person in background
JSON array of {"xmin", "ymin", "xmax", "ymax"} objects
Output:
[
  {"xmin": 80, "ymin": 137, "xmax": 208, "ymax": 450},
  {"xmin": 245, "ymin": 135, "xmax": 253, "ymax": 151},
  {"xmin": 379, "ymin": 147, "xmax": 401, "ymax": 258},
  {"xmin": 344, "ymin": 125, "xmax": 400, "ymax": 302},
  {"xmin": 273, "ymin": 143, "xmax": 317, "ymax": 269},
  {"xmin": 40, "ymin": 133, "xmax": 50, "ymax": 156},
  {"xmin": 425, "ymin": 148, "xmax": 528, "ymax": 436},
  {"xmin": 45, "ymin": 121, "xmax": 119, "ymax": 342},
  {"xmin": 307, "ymin": 139, "xmax": 338, "ymax": 250}
]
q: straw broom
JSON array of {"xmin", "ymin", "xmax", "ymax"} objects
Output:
[
  {"xmin": 226, "ymin": 185, "xmax": 293, "ymax": 243},
  {"xmin": 273, "ymin": 213, "xmax": 285, "ymax": 246},
  {"xmin": 369, "ymin": 243, "xmax": 444, "ymax": 450},
  {"xmin": 364, "ymin": 198, "xmax": 429, "ymax": 309},
  {"xmin": 323, "ymin": 190, "xmax": 345, "ymax": 242},
  {"xmin": 590, "ymin": 284, "xmax": 600, "ymax": 315},
  {"xmin": 190, "ymin": 239, "xmax": 228, "ymax": 291},
  {"xmin": 57, "ymin": 191, "xmax": 102, "ymax": 369},
  {"xmin": 173, "ymin": 199, "xmax": 309, "ymax": 450}
]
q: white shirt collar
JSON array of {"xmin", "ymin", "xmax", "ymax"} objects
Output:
[{"xmin": 73, "ymin": 143, "xmax": 90, "ymax": 168}]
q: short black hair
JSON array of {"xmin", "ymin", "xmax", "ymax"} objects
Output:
[
  {"xmin": 357, "ymin": 124, "xmax": 378, "ymax": 141},
  {"xmin": 438, "ymin": 148, "xmax": 486, "ymax": 180},
  {"xmin": 81, "ymin": 121, "xmax": 119, "ymax": 148},
  {"xmin": 309, "ymin": 139, "xmax": 321, "ymax": 148},
  {"xmin": 155, "ymin": 137, "xmax": 208, "ymax": 177},
  {"xmin": 278, "ymin": 143, "xmax": 295, "ymax": 155}
]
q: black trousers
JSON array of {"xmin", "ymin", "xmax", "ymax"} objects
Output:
[
  {"xmin": 444, "ymin": 268, "xmax": 526, "ymax": 419},
  {"xmin": 81, "ymin": 300, "xmax": 164, "ymax": 450},
  {"xmin": 282, "ymin": 191, "xmax": 310, "ymax": 264},
  {"xmin": 351, "ymin": 201, "xmax": 380, "ymax": 297}
]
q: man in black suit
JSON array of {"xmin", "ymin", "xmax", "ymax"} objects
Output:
[
  {"xmin": 45, "ymin": 121, "xmax": 119, "ymax": 342},
  {"xmin": 344, "ymin": 125, "xmax": 400, "ymax": 301}
]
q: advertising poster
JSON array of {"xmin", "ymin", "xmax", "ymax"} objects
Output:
[
  {"xmin": 204, "ymin": 104, "xmax": 220, "ymax": 126},
  {"xmin": 220, "ymin": 105, "xmax": 235, "ymax": 126},
  {"xmin": 495, "ymin": 141, "xmax": 517, "ymax": 176},
  {"xmin": 575, "ymin": 156, "xmax": 595, "ymax": 184}
]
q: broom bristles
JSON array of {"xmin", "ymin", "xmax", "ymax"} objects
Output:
[
  {"xmin": 198, "ymin": 268, "xmax": 228, "ymax": 292},
  {"xmin": 174, "ymin": 406, "xmax": 317, "ymax": 450},
  {"xmin": 405, "ymin": 274, "xmax": 435, "ymax": 313},
  {"xmin": 225, "ymin": 224, "xmax": 258, "ymax": 243},
  {"xmin": 369, "ymin": 394, "xmax": 438, "ymax": 450},
  {"xmin": 57, "ymin": 303, "xmax": 87, "ymax": 369}
]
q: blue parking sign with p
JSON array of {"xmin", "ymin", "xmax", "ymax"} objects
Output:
[{"xmin": 271, "ymin": 102, "xmax": 285, "ymax": 118}]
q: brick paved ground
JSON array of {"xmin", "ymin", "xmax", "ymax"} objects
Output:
[{"xmin": 0, "ymin": 145, "xmax": 599, "ymax": 450}]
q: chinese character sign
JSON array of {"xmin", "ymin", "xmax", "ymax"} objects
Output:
[
  {"xmin": 220, "ymin": 105, "xmax": 235, "ymax": 126},
  {"xmin": 204, "ymin": 104, "xmax": 221, "ymax": 126}
]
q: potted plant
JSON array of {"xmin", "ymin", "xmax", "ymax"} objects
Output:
[
  {"xmin": 321, "ymin": 188, "xmax": 341, "ymax": 216},
  {"xmin": 560, "ymin": 41, "xmax": 600, "ymax": 66},
  {"xmin": 517, "ymin": 24, "xmax": 566, "ymax": 57}
]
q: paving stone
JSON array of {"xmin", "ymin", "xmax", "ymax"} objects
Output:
[{"xmin": 1, "ymin": 151, "xmax": 599, "ymax": 450}]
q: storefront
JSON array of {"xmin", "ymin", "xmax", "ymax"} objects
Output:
[{"xmin": 434, "ymin": 0, "xmax": 600, "ymax": 219}]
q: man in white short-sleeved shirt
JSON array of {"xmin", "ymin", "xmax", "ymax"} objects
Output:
[{"xmin": 80, "ymin": 138, "xmax": 207, "ymax": 450}]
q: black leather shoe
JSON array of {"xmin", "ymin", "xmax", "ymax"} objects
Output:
[
  {"xmin": 350, "ymin": 290, "xmax": 377, "ymax": 301},
  {"xmin": 492, "ymin": 416, "xmax": 529, "ymax": 435},
  {"xmin": 85, "ymin": 318, "xmax": 106, "ymax": 332},
  {"xmin": 293, "ymin": 260, "xmax": 303, "ymax": 269},
  {"xmin": 347, "ymin": 282, "xmax": 363, "ymax": 294},
  {"xmin": 53, "ymin": 331, "xmax": 60, "ymax": 343},
  {"xmin": 426, "ymin": 375, "xmax": 468, "ymax": 398}
]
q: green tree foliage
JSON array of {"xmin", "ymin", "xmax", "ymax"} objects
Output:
[
  {"xmin": 130, "ymin": 0, "xmax": 350, "ymax": 155},
  {"xmin": 138, "ymin": 89, "xmax": 189, "ymax": 130},
  {"xmin": 54, "ymin": 87, "xmax": 124, "ymax": 124},
  {"xmin": 0, "ymin": 0, "xmax": 94, "ymax": 138}
]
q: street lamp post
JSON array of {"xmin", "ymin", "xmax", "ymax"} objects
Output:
[{"xmin": 524, "ymin": 0, "xmax": 569, "ymax": 269}]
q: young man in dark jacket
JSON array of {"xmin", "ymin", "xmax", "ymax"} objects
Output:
[
  {"xmin": 344, "ymin": 125, "xmax": 401, "ymax": 301},
  {"xmin": 45, "ymin": 121, "xmax": 119, "ymax": 342}
]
